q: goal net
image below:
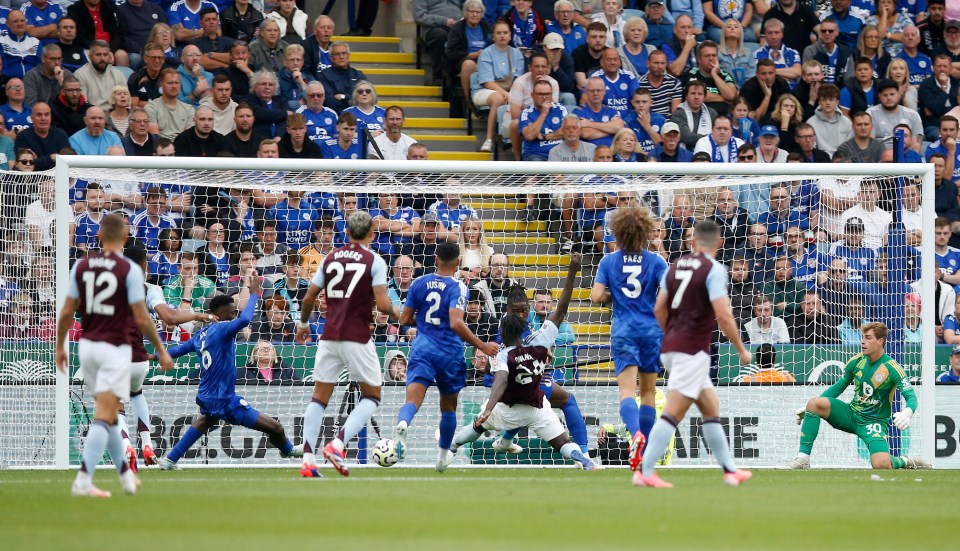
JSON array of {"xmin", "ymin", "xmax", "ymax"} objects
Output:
[{"xmin": 0, "ymin": 158, "xmax": 938, "ymax": 469}]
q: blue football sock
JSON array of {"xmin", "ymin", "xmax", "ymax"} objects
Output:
[
  {"xmin": 703, "ymin": 418, "xmax": 736, "ymax": 474},
  {"xmin": 301, "ymin": 400, "xmax": 326, "ymax": 454},
  {"xmin": 641, "ymin": 416, "xmax": 677, "ymax": 477},
  {"xmin": 619, "ymin": 398, "xmax": 640, "ymax": 436},
  {"xmin": 398, "ymin": 402, "xmax": 418, "ymax": 426},
  {"xmin": 500, "ymin": 428, "xmax": 519, "ymax": 441},
  {"xmin": 638, "ymin": 404, "xmax": 657, "ymax": 442},
  {"xmin": 438, "ymin": 411, "xmax": 457, "ymax": 450},
  {"xmin": 278, "ymin": 438, "xmax": 294, "ymax": 456},
  {"xmin": 81, "ymin": 420, "xmax": 110, "ymax": 475},
  {"xmin": 167, "ymin": 426, "xmax": 203, "ymax": 463},
  {"xmin": 561, "ymin": 394, "xmax": 588, "ymax": 452},
  {"xmin": 341, "ymin": 398, "xmax": 379, "ymax": 446}
]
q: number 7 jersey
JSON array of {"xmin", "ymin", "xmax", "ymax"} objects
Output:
[
  {"xmin": 660, "ymin": 252, "xmax": 729, "ymax": 355},
  {"xmin": 493, "ymin": 321, "xmax": 559, "ymax": 408}
]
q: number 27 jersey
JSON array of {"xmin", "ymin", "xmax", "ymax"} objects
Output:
[
  {"xmin": 405, "ymin": 273, "xmax": 467, "ymax": 352},
  {"xmin": 494, "ymin": 321, "xmax": 559, "ymax": 408}
]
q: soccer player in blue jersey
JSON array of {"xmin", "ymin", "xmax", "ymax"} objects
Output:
[
  {"xmin": 157, "ymin": 271, "xmax": 300, "ymax": 470},
  {"xmin": 590, "ymin": 206, "xmax": 668, "ymax": 471},
  {"xmin": 394, "ymin": 243, "xmax": 499, "ymax": 470},
  {"xmin": 320, "ymin": 112, "xmax": 364, "ymax": 159}
]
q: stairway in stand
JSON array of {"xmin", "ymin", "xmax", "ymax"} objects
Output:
[{"xmin": 335, "ymin": 35, "xmax": 488, "ymax": 161}]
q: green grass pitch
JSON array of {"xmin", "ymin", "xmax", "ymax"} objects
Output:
[{"xmin": 1, "ymin": 468, "xmax": 956, "ymax": 550}]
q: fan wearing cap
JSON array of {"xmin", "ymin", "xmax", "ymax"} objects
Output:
[
  {"xmin": 839, "ymin": 179, "xmax": 893, "ymax": 252},
  {"xmin": 642, "ymin": 1, "xmax": 675, "ymax": 48},
  {"xmin": 937, "ymin": 19, "xmax": 960, "ymax": 66},
  {"xmin": 866, "ymin": 78, "xmax": 924, "ymax": 150},
  {"xmin": 756, "ymin": 124, "xmax": 788, "ymax": 162},
  {"xmin": 937, "ymin": 344, "xmax": 960, "ymax": 382},
  {"xmin": 827, "ymin": 216, "xmax": 877, "ymax": 282},
  {"xmin": 653, "ymin": 120, "xmax": 693, "ymax": 162}
]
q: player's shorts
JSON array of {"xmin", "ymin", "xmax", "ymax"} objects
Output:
[
  {"xmin": 407, "ymin": 346, "xmax": 466, "ymax": 395},
  {"xmin": 661, "ymin": 351, "xmax": 713, "ymax": 399},
  {"xmin": 312, "ymin": 339, "xmax": 382, "ymax": 386},
  {"xmin": 130, "ymin": 361, "xmax": 148, "ymax": 394},
  {"xmin": 196, "ymin": 394, "xmax": 260, "ymax": 429},
  {"xmin": 78, "ymin": 339, "xmax": 132, "ymax": 401},
  {"xmin": 826, "ymin": 398, "xmax": 890, "ymax": 455},
  {"xmin": 482, "ymin": 398, "xmax": 566, "ymax": 442},
  {"xmin": 612, "ymin": 335, "xmax": 663, "ymax": 375}
]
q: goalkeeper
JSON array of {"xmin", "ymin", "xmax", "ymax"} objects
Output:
[{"xmin": 787, "ymin": 322, "xmax": 930, "ymax": 470}]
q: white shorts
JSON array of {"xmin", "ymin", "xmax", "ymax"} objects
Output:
[
  {"xmin": 78, "ymin": 339, "xmax": 132, "ymax": 401},
  {"xmin": 312, "ymin": 339, "xmax": 382, "ymax": 386},
  {"xmin": 482, "ymin": 398, "xmax": 566, "ymax": 442},
  {"xmin": 661, "ymin": 351, "xmax": 713, "ymax": 400},
  {"xmin": 472, "ymin": 88, "xmax": 498, "ymax": 107},
  {"xmin": 130, "ymin": 361, "xmax": 148, "ymax": 394}
]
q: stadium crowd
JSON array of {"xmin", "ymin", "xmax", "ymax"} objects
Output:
[{"xmin": 2, "ymin": 0, "xmax": 960, "ymax": 382}]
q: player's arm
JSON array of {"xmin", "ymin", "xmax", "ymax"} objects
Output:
[
  {"xmin": 373, "ymin": 284, "xmax": 400, "ymax": 319},
  {"xmin": 166, "ymin": 338, "xmax": 197, "ymax": 359},
  {"xmin": 820, "ymin": 363, "xmax": 855, "ymax": 399},
  {"xmin": 713, "ymin": 295, "xmax": 751, "ymax": 365},
  {"xmin": 892, "ymin": 363, "xmax": 920, "ymax": 429},
  {"xmin": 297, "ymin": 283, "xmax": 322, "ymax": 342},
  {"xmin": 155, "ymin": 303, "xmax": 217, "ymax": 326},
  {"xmin": 478, "ymin": 370, "xmax": 509, "ymax": 426},
  {"xmin": 132, "ymin": 301, "xmax": 173, "ymax": 371},
  {"xmin": 548, "ymin": 253, "xmax": 582, "ymax": 327},
  {"xmin": 450, "ymin": 308, "xmax": 499, "ymax": 357},
  {"xmin": 654, "ymin": 291, "xmax": 669, "ymax": 331},
  {"xmin": 55, "ymin": 297, "xmax": 80, "ymax": 373},
  {"xmin": 398, "ymin": 305, "xmax": 415, "ymax": 327}
]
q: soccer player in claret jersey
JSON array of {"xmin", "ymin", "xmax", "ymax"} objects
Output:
[
  {"xmin": 121, "ymin": 245, "xmax": 217, "ymax": 471},
  {"xmin": 157, "ymin": 269, "xmax": 300, "ymax": 470},
  {"xmin": 636, "ymin": 220, "xmax": 753, "ymax": 488},
  {"xmin": 786, "ymin": 322, "xmax": 931, "ymax": 470},
  {"xmin": 590, "ymin": 206, "xmax": 668, "ymax": 472},
  {"xmin": 449, "ymin": 253, "xmax": 598, "ymax": 471},
  {"xmin": 295, "ymin": 211, "xmax": 400, "ymax": 477},
  {"xmin": 394, "ymin": 242, "xmax": 500, "ymax": 471},
  {"xmin": 56, "ymin": 214, "xmax": 174, "ymax": 497}
]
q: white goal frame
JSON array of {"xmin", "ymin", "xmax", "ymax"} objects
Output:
[{"xmin": 52, "ymin": 156, "xmax": 937, "ymax": 469}]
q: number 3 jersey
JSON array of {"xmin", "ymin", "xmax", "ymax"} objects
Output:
[
  {"xmin": 493, "ymin": 321, "xmax": 559, "ymax": 408},
  {"xmin": 595, "ymin": 249, "xmax": 667, "ymax": 339},
  {"xmin": 67, "ymin": 251, "xmax": 145, "ymax": 346},
  {"xmin": 405, "ymin": 273, "xmax": 467, "ymax": 352}
]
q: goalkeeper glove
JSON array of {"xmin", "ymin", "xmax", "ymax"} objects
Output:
[
  {"xmin": 794, "ymin": 407, "xmax": 806, "ymax": 425},
  {"xmin": 892, "ymin": 408, "xmax": 913, "ymax": 430}
]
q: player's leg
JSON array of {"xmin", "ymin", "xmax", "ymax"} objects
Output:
[
  {"xmin": 117, "ymin": 404, "xmax": 137, "ymax": 473},
  {"xmin": 129, "ymin": 360, "xmax": 156, "ymax": 465},
  {"xmin": 434, "ymin": 356, "xmax": 466, "ymax": 470},
  {"xmin": 637, "ymin": 336, "xmax": 663, "ymax": 446},
  {"xmin": 542, "ymin": 383, "xmax": 589, "ymax": 453},
  {"xmin": 324, "ymin": 342, "xmax": 383, "ymax": 476},
  {"xmin": 787, "ymin": 397, "xmax": 845, "ymax": 469},
  {"xmin": 395, "ymin": 378, "xmax": 429, "ymax": 461},
  {"xmin": 696, "ymin": 388, "xmax": 751, "ymax": 486},
  {"xmin": 299, "ymin": 341, "xmax": 339, "ymax": 474},
  {"xmin": 160, "ymin": 414, "xmax": 218, "ymax": 470},
  {"xmin": 534, "ymin": 405, "xmax": 597, "ymax": 471}
]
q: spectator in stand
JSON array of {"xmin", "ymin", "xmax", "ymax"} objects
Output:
[
  {"xmin": 75, "ymin": 41, "xmax": 126, "ymax": 112},
  {"xmin": 618, "ymin": 17, "xmax": 655, "ymax": 77},
  {"xmin": 638, "ymin": 49, "xmax": 682, "ymax": 117},
  {"xmin": 458, "ymin": 217, "xmax": 495, "ymax": 277},
  {"xmin": 653, "ymin": 120, "xmax": 692, "ymax": 161},
  {"xmin": 385, "ymin": 254, "xmax": 416, "ymax": 309},
  {"xmin": 815, "ymin": 257, "xmax": 854, "ymax": 323},
  {"xmin": 754, "ymin": 18, "xmax": 801, "ymax": 87},
  {"xmin": 164, "ymin": 251, "xmax": 216, "ymax": 311},
  {"xmin": 428, "ymin": 188, "xmax": 478, "ymax": 234},
  {"xmin": 739, "ymin": 59, "xmax": 790, "ymax": 123},
  {"xmin": 276, "ymin": 44, "xmax": 312, "ymax": 111},
  {"xmin": 755, "ymin": 124, "xmax": 788, "ymax": 163},
  {"xmin": 717, "ymin": 19, "xmax": 756, "ymax": 87},
  {"xmin": 867, "ymin": 78, "xmax": 924, "ymax": 148},
  {"xmin": 117, "ymin": 0, "xmax": 167, "ymax": 70},
  {"xmin": 543, "ymin": 33, "xmax": 577, "ymax": 105},
  {"xmin": 192, "ymin": 8, "xmax": 240, "ymax": 71},
  {"xmin": 518, "ymin": 79, "xmax": 568, "ymax": 161},
  {"xmin": 15, "ymin": 102, "xmax": 66, "ymax": 170},
  {"xmin": 725, "ymin": 255, "xmax": 755, "ymax": 328},
  {"xmin": 21, "ymin": 0, "xmax": 63, "ymax": 49},
  {"xmin": 703, "ymin": 0, "xmax": 754, "ymax": 44},
  {"xmin": 937, "ymin": 345, "xmax": 960, "ymax": 382},
  {"xmin": 742, "ymin": 343, "xmax": 796, "ymax": 383},
  {"xmin": 272, "ymin": 251, "xmax": 310, "ymax": 319},
  {"xmin": 932, "ymin": 154, "xmax": 960, "ymax": 222},
  {"xmin": 464, "ymin": 288, "xmax": 498, "ymax": 342},
  {"xmin": 267, "ymin": 189, "xmax": 319, "ymax": 251},
  {"xmin": 1, "ymin": 10, "xmax": 41, "ymax": 79},
  {"xmin": 471, "ymin": 19, "xmax": 524, "ymax": 152},
  {"xmin": 55, "ymin": 17, "xmax": 88, "ymax": 73},
  {"xmin": 221, "ymin": 0, "xmax": 264, "ymax": 43},
  {"xmin": 176, "ymin": 44, "xmax": 214, "ymax": 106},
  {"xmin": 148, "ymin": 227, "xmax": 182, "ymax": 285},
  {"xmin": 343, "ymin": 80, "xmax": 385, "ymax": 137},
  {"xmin": 712, "ymin": 186, "xmax": 749, "ymax": 252},
  {"xmin": 199, "ymin": 74, "xmax": 237, "ymax": 135},
  {"xmin": 502, "ymin": 51, "xmax": 564, "ymax": 158},
  {"xmin": 897, "ymin": 25, "xmax": 932, "ymax": 89},
  {"xmin": 760, "ymin": 0, "xmax": 819, "ymax": 55},
  {"xmin": 148, "ymin": 22, "xmax": 181, "ymax": 68},
  {"xmin": 574, "ymin": 75, "xmax": 624, "ymax": 147},
  {"xmin": 131, "ymin": 186, "xmax": 177, "ymax": 252},
  {"xmin": 760, "ymin": 254, "xmax": 807, "ymax": 318},
  {"xmin": 836, "ymin": 297, "xmax": 870, "ymax": 344},
  {"xmin": 806, "ymin": 84, "xmax": 851, "ymax": 156},
  {"xmin": 220, "ymin": 103, "xmax": 262, "ymax": 157},
  {"xmin": 217, "ymin": 40, "xmax": 257, "ymax": 102},
  {"xmin": 944, "ymin": 293, "xmax": 960, "ymax": 344},
  {"xmin": 639, "ymin": 1, "xmax": 673, "ymax": 48},
  {"xmin": 303, "ymin": 15, "xmax": 334, "ymax": 75},
  {"xmin": 885, "ymin": 58, "xmax": 918, "ymax": 112},
  {"xmin": 671, "ymin": 79, "xmax": 716, "ymax": 149},
  {"xmin": 319, "ymin": 111, "xmax": 363, "ymax": 159},
  {"xmin": 530, "ymin": 288, "xmax": 575, "ymax": 345},
  {"xmin": 762, "ymin": 93, "xmax": 803, "ymax": 152},
  {"xmin": 145, "ymin": 68, "xmax": 193, "ymax": 140},
  {"xmin": 780, "ymin": 224, "xmax": 816, "ymax": 287},
  {"xmin": 66, "ymin": 0, "xmax": 128, "ymax": 67},
  {"xmin": 444, "ymin": 0, "xmax": 492, "ymax": 99},
  {"xmin": 247, "ymin": 294, "xmax": 296, "ymax": 343},
  {"xmin": 918, "ymin": 0, "xmax": 945, "ymax": 56},
  {"xmin": 837, "ymin": 111, "xmax": 886, "ymax": 163},
  {"xmin": 589, "ymin": 0, "xmax": 623, "ymax": 49},
  {"xmin": 264, "ymin": 0, "xmax": 308, "ymax": 43},
  {"xmin": 590, "ymin": 47, "xmax": 639, "ymax": 115},
  {"xmin": 841, "ymin": 57, "xmax": 880, "ymax": 117},
  {"xmin": 128, "ymin": 42, "xmax": 166, "ymax": 106},
  {"xmin": 383, "ymin": 350, "xmax": 408, "ymax": 382},
  {"xmin": 298, "ymin": 218, "xmax": 337, "ymax": 275},
  {"xmin": 840, "ymin": 180, "xmax": 892, "ymax": 252},
  {"xmin": 821, "ymin": 0, "xmax": 864, "ymax": 51},
  {"xmin": 241, "ymin": 340, "xmax": 296, "ymax": 384},
  {"xmin": 414, "ymin": 0, "xmax": 467, "ymax": 84},
  {"xmin": 369, "ymin": 105, "xmax": 416, "ymax": 160},
  {"xmin": 683, "ymin": 40, "xmax": 738, "ymax": 115},
  {"xmin": 245, "ymin": 69, "xmax": 289, "ymax": 139},
  {"xmin": 662, "ymin": 193, "xmax": 694, "ymax": 260},
  {"xmin": 168, "ymin": 0, "xmax": 218, "ymax": 44},
  {"xmin": 317, "ymin": 41, "xmax": 366, "ymax": 114},
  {"xmin": 507, "ymin": 0, "xmax": 546, "ymax": 52},
  {"xmin": 296, "ymin": 81, "xmax": 338, "ymax": 145},
  {"xmin": 254, "ymin": 218, "xmax": 289, "ymax": 279},
  {"xmin": 0, "ymin": 78, "xmax": 31, "ymax": 139},
  {"xmin": 758, "ymin": 182, "xmax": 808, "ymax": 242},
  {"xmin": 548, "ymin": 114, "xmax": 596, "ymax": 163},
  {"xmin": 50, "ymin": 76, "xmax": 92, "ymax": 136},
  {"xmin": 793, "ymin": 60, "xmax": 825, "ymax": 121},
  {"xmin": 0, "ymin": 292, "xmax": 54, "ymax": 341},
  {"xmin": 802, "ymin": 18, "xmax": 854, "ymax": 87},
  {"xmin": 248, "ymin": 18, "xmax": 287, "ymax": 73},
  {"xmin": 745, "ymin": 294, "xmax": 791, "ymax": 344},
  {"xmin": 473, "ymin": 252, "xmax": 520, "ymax": 315},
  {"xmin": 546, "ymin": 1, "xmax": 586, "ymax": 56},
  {"xmin": 662, "ymin": 14, "xmax": 697, "ymax": 77},
  {"xmin": 786, "ymin": 291, "xmax": 839, "ymax": 343},
  {"xmin": 121, "ymin": 108, "xmax": 158, "ymax": 155},
  {"xmin": 71, "ymin": 182, "xmax": 105, "ymax": 255},
  {"xmin": 918, "ymin": 55, "xmax": 959, "ymax": 141},
  {"xmin": 409, "ymin": 211, "xmax": 441, "ymax": 274},
  {"xmin": 278, "ymin": 113, "xmax": 321, "ymax": 159},
  {"xmin": 736, "ymin": 222, "xmax": 776, "ymax": 281},
  {"xmin": 729, "ymin": 96, "xmax": 760, "ymax": 146},
  {"xmin": 612, "ymin": 126, "xmax": 650, "ymax": 161},
  {"xmin": 573, "ymin": 21, "xmax": 607, "ymax": 91},
  {"xmin": 793, "ymin": 122, "xmax": 830, "ymax": 162},
  {"xmin": 694, "ymin": 115, "xmax": 743, "ymax": 162},
  {"xmin": 24, "ymin": 44, "xmax": 69, "ymax": 106},
  {"xmin": 173, "ymin": 105, "xmax": 225, "ymax": 157},
  {"xmin": 69, "ymin": 106, "xmax": 121, "ymax": 155}
]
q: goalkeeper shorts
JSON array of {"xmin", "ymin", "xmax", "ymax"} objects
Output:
[{"xmin": 826, "ymin": 398, "xmax": 890, "ymax": 455}]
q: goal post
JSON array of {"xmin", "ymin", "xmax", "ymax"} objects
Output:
[{"xmin": 33, "ymin": 157, "xmax": 940, "ymax": 469}]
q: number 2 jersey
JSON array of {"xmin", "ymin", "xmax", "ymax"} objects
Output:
[
  {"xmin": 67, "ymin": 251, "xmax": 145, "ymax": 347},
  {"xmin": 310, "ymin": 243, "xmax": 388, "ymax": 343},
  {"xmin": 405, "ymin": 273, "xmax": 467, "ymax": 353},
  {"xmin": 595, "ymin": 249, "xmax": 667, "ymax": 339},
  {"xmin": 823, "ymin": 353, "xmax": 918, "ymax": 423},
  {"xmin": 493, "ymin": 321, "xmax": 559, "ymax": 408}
]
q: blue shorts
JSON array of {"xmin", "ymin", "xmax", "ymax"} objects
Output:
[
  {"xmin": 196, "ymin": 394, "xmax": 260, "ymax": 429},
  {"xmin": 611, "ymin": 335, "xmax": 663, "ymax": 375},
  {"xmin": 407, "ymin": 346, "xmax": 466, "ymax": 396}
]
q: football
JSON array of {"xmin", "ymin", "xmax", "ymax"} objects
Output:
[{"xmin": 372, "ymin": 438, "xmax": 399, "ymax": 467}]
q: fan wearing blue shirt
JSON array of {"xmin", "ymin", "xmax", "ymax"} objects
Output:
[
  {"xmin": 297, "ymin": 84, "xmax": 339, "ymax": 144},
  {"xmin": 394, "ymin": 242, "xmax": 499, "ymax": 468},
  {"xmin": 623, "ymin": 88, "xmax": 666, "ymax": 154},
  {"xmin": 590, "ymin": 48, "xmax": 640, "ymax": 114},
  {"xmin": 518, "ymin": 79, "xmax": 567, "ymax": 160},
  {"xmin": 574, "ymin": 76, "xmax": 625, "ymax": 147},
  {"xmin": 131, "ymin": 187, "xmax": 178, "ymax": 252},
  {"xmin": 319, "ymin": 111, "xmax": 363, "ymax": 159},
  {"xmin": 168, "ymin": 1, "xmax": 219, "ymax": 35},
  {"xmin": 591, "ymin": 206, "xmax": 668, "ymax": 470},
  {"xmin": 267, "ymin": 190, "xmax": 319, "ymax": 250},
  {"xmin": 158, "ymin": 275, "xmax": 300, "ymax": 470},
  {"xmin": 20, "ymin": 1, "xmax": 63, "ymax": 48},
  {"xmin": 544, "ymin": 4, "xmax": 585, "ymax": 55},
  {"xmin": 428, "ymin": 192, "xmax": 479, "ymax": 231}
]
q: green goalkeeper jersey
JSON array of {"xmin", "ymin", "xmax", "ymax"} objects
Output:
[{"xmin": 820, "ymin": 353, "xmax": 918, "ymax": 422}]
